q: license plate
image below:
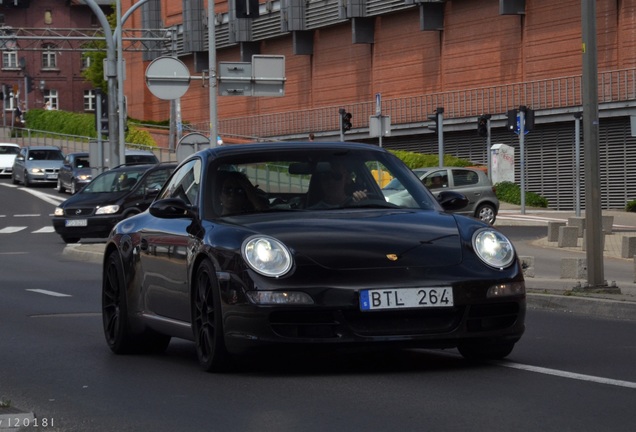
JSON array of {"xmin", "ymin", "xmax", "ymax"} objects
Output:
[
  {"xmin": 359, "ymin": 287, "xmax": 453, "ymax": 311},
  {"xmin": 65, "ymin": 219, "xmax": 87, "ymax": 227},
  {"xmin": 47, "ymin": 174, "xmax": 58, "ymax": 180}
]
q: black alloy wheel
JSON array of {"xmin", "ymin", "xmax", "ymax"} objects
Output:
[
  {"xmin": 192, "ymin": 260, "xmax": 231, "ymax": 372},
  {"xmin": 102, "ymin": 250, "xmax": 170, "ymax": 354}
]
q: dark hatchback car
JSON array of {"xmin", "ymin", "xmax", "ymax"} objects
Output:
[
  {"xmin": 53, "ymin": 162, "xmax": 176, "ymax": 243},
  {"xmin": 101, "ymin": 142, "xmax": 526, "ymax": 372},
  {"xmin": 57, "ymin": 152, "xmax": 92, "ymax": 194}
]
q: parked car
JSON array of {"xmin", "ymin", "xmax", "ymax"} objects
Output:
[
  {"xmin": 57, "ymin": 152, "xmax": 92, "ymax": 194},
  {"xmin": 383, "ymin": 166, "xmax": 500, "ymax": 224},
  {"xmin": 52, "ymin": 162, "xmax": 176, "ymax": 244},
  {"xmin": 101, "ymin": 142, "xmax": 525, "ymax": 372},
  {"xmin": 0, "ymin": 142, "xmax": 20, "ymax": 176},
  {"xmin": 11, "ymin": 146, "xmax": 65, "ymax": 187},
  {"xmin": 125, "ymin": 149, "xmax": 159, "ymax": 165}
]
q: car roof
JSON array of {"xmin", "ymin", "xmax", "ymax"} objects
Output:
[
  {"xmin": 110, "ymin": 162, "xmax": 176, "ymax": 172},
  {"xmin": 25, "ymin": 145, "xmax": 62, "ymax": 151},
  {"xmin": 413, "ymin": 166, "xmax": 485, "ymax": 173},
  {"xmin": 125, "ymin": 149, "xmax": 156, "ymax": 155},
  {"xmin": 0, "ymin": 143, "xmax": 19, "ymax": 147},
  {"xmin": 67, "ymin": 152, "xmax": 89, "ymax": 156}
]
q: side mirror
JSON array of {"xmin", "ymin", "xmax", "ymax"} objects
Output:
[
  {"xmin": 437, "ymin": 191, "xmax": 469, "ymax": 211},
  {"xmin": 15, "ymin": 156, "xmax": 25, "ymax": 161},
  {"xmin": 149, "ymin": 198, "xmax": 197, "ymax": 219}
]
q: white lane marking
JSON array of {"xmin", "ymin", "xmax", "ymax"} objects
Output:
[
  {"xmin": 17, "ymin": 187, "xmax": 66, "ymax": 206},
  {"xmin": 26, "ymin": 289, "xmax": 72, "ymax": 298},
  {"xmin": 15, "ymin": 214, "xmax": 41, "ymax": 217},
  {"xmin": 33, "ymin": 226, "xmax": 55, "ymax": 233},
  {"xmin": 493, "ymin": 360, "xmax": 636, "ymax": 389},
  {"xmin": 0, "ymin": 226, "xmax": 27, "ymax": 233}
]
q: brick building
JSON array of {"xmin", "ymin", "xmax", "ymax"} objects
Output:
[{"xmin": 0, "ymin": 0, "xmax": 112, "ymax": 116}]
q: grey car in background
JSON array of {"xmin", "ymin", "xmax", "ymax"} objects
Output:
[
  {"xmin": 57, "ymin": 152, "xmax": 92, "ymax": 194},
  {"xmin": 0, "ymin": 142, "xmax": 20, "ymax": 176},
  {"xmin": 383, "ymin": 166, "xmax": 500, "ymax": 224},
  {"xmin": 11, "ymin": 146, "xmax": 65, "ymax": 187}
]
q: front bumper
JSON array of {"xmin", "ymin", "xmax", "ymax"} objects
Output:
[{"xmin": 52, "ymin": 215, "xmax": 121, "ymax": 239}]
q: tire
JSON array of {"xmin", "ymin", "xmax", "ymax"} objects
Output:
[
  {"xmin": 70, "ymin": 179, "xmax": 77, "ymax": 195},
  {"xmin": 23, "ymin": 171, "xmax": 30, "ymax": 187},
  {"xmin": 102, "ymin": 250, "xmax": 171, "ymax": 354},
  {"xmin": 458, "ymin": 340, "xmax": 515, "ymax": 361},
  {"xmin": 61, "ymin": 236, "xmax": 80, "ymax": 244},
  {"xmin": 475, "ymin": 204, "xmax": 497, "ymax": 225},
  {"xmin": 11, "ymin": 172, "xmax": 18, "ymax": 185},
  {"xmin": 192, "ymin": 260, "xmax": 232, "ymax": 372},
  {"xmin": 57, "ymin": 178, "xmax": 65, "ymax": 193}
]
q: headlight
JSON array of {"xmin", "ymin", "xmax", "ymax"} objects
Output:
[
  {"xmin": 54, "ymin": 207, "xmax": 64, "ymax": 216},
  {"xmin": 242, "ymin": 236, "xmax": 293, "ymax": 277},
  {"xmin": 473, "ymin": 228, "xmax": 515, "ymax": 269},
  {"xmin": 78, "ymin": 174, "xmax": 92, "ymax": 181},
  {"xmin": 30, "ymin": 168, "xmax": 44, "ymax": 174},
  {"xmin": 95, "ymin": 205, "xmax": 120, "ymax": 215}
]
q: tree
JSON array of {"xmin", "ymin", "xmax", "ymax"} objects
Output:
[{"xmin": 81, "ymin": 9, "xmax": 117, "ymax": 93}]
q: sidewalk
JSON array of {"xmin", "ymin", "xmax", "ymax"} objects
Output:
[
  {"xmin": 63, "ymin": 204, "xmax": 636, "ymax": 321},
  {"xmin": 496, "ymin": 203, "xmax": 636, "ymax": 321}
]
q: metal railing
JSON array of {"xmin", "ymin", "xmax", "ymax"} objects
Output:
[{"xmin": 195, "ymin": 67, "xmax": 636, "ymax": 139}]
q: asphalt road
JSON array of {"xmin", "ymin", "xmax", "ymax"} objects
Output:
[{"xmin": 1, "ymin": 181, "xmax": 635, "ymax": 431}]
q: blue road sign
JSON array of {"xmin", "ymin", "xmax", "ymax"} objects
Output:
[{"xmin": 514, "ymin": 115, "xmax": 530, "ymax": 135}]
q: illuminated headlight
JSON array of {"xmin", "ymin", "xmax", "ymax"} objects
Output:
[
  {"xmin": 78, "ymin": 174, "xmax": 92, "ymax": 181},
  {"xmin": 30, "ymin": 168, "xmax": 44, "ymax": 174},
  {"xmin": 473, "ymin": 228, "xmax": 515, "ymax": 269},
  {"xmin": 242, "ymin": 236, "xmax": 293, "ymax": 277},
  {"xmin": 487, "ymin": 282, "xmax": 525, "ymax": 298},
  {"xmin": 95, "ymin": 205, "xmax": 120, "ymax": 215},
  {"xmin": 246, "ymin": 291, "xmax": 313, "ymax": 305},
  {"xmin": 54, "ymin": 207, "xmax": 64, "ymax": 216}
]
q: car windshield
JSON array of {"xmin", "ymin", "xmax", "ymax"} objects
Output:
[
  {"xmin": 28, "ymin": 149, "xmax": 64, "ymax": 160},
  {"xmin": 201, "ymin": 147, "xmax": 439, "ymax": 217},
  {"xmin": 82, "ymin": 168, "xmax": 148, "ymax": 193},
  {"xmin": 0, "ymin": 145, "xmax": 19, "ymax": 155}
]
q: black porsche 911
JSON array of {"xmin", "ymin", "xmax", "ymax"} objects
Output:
[{"xmin": 102, "ymin": 141, "xmax": 525, "ymax": 371}]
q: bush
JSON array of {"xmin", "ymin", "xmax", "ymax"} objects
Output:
[
  {"xmin": 389, "ymin": 149, "xmax": 473, "ymax": 169},
  {"xmin": 495, "ymin": 181, "xmax": 549, "ymax": 207},
  {"xmin": 626, "ymin": 199, "xmax": 636, "ymax": 212},
  {"xmin": 23, "ymin": 109, "xmax": 157, "ymax": 147}
]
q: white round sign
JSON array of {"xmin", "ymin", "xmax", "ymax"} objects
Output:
[
  {"xmin": 177, "ymin": 132, "xmax": 211, "ymax": 162},
  {"xmin": 145, "ymin": 56, "xmax": 191, "ymax": 100}
]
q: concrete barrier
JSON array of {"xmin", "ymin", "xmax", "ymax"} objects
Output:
[
  {"xmin": 602, "ymin": 215, "xmax": 615, "ymax": 234},
  {"xmin": 519, "ymin": 256, "xmax": 535, "ymax": 278},
  {"xmin": 567, "ymin": 217, "xmax": 586, "ymax": 237},
  {"xmin": 622, "ymin": 236, "xmax": 636, "ymax": 258},
  {"xmin": 561, "ymin": 257, "xmax": 587, "ymax": 279},
  {"xmin": 547, "ymin": 221, "xmax": 566, "ymax": 242},
  {"xmin": 558, "ymin": 226, "xmax": 579, "ymax": 247}
]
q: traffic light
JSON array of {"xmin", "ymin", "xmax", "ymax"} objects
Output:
[
  {"xmin": 26, "ymin": 76, "xmax": 33, "ymax": 93},
  {"xmin": 428, "ymin": 107, "xmax": 444, "ymax": 135},
  {"xmin": 477, "ymin": 115, "xmax": 489, "ymax": 137},
  {"xmin": 339, "ymin": 108, "xmax": 352, "ymax": 134},
  {"xmin": 525, "ymin": 108, "xmax": 535, "ymax": 131},
  {"xmin": 95, "ymin": 90, "xmax": 109, "ymax": 135},
  {"xmin": 235, "ymin": 0, "xmax": 260, "ymax": 18},
  {"xmin": 506, "ymin": 109, "xmax": 517, "ymax": 132}
]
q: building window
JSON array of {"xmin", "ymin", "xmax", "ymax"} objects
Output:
[
  {"xmin": 2, "ymin": 51, "xmax": 19, "ymax": 69},
  {"xmin": 44, "ymin": 89, "xmax": 59, "ymax": 110},
  {"xmin": 84, "ymin": 90, "xmax": 96, "ymax": 111},
  {"xmin": 81, "ymin": 53, "xmax": 91, "ymax": 69},
  {"xmin": 42, "ymin": 44, "xmax": 57, "ymax": 69},
  {"xmin": 44, "ymin": 10, "xmax": 53, "ymax": 25}
]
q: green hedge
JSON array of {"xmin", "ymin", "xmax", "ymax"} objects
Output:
[
  {"xmin": 626, "ymin": 199, "xmax": 636, "ymax": 212},
  {"xmin": 24, "ymin": 109, "xmax": 156, "ymax": 147},
  {"xmin": 495, "ymin": 181, "xmax": 549, "ymax": 207},
  {"xmin": 389, "ymin": 149, "xmax": 473, "ymax": 169}
]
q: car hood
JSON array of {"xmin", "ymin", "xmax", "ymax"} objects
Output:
[
  {"xmin": 237, "ymin": 210, "xmax": 463, "ymax": 270},
  {"xmin": 25, "ymin": 160, "xmax": 63, "ymax": 168},
  {"xmin": 60, "ymin": 191, "xmax": 126, "ymax": 208}
]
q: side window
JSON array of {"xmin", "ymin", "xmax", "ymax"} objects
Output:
[
  {"xmin": 158, "ymin": 159, "xmax": 200, "ymax": 206},
  {"xmin": 452, "ymin": 169, "xmax": 478, "ymax": 187},
  {"xmin": 425, "ymin": 170, "xmax": 448, "ymax": 189}
]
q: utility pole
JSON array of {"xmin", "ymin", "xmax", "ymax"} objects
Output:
[{"xmin": 581, "ymin": 0, "xmax": 617, "ymax": 292}]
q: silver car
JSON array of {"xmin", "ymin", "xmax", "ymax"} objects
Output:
[
  {"xmin": 12, "ymin": 146, "xmax": 65, "ymax": 187},
  {"xmin": 383, "ymin": 166, "xmax": 500, "ymax": 224}
]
